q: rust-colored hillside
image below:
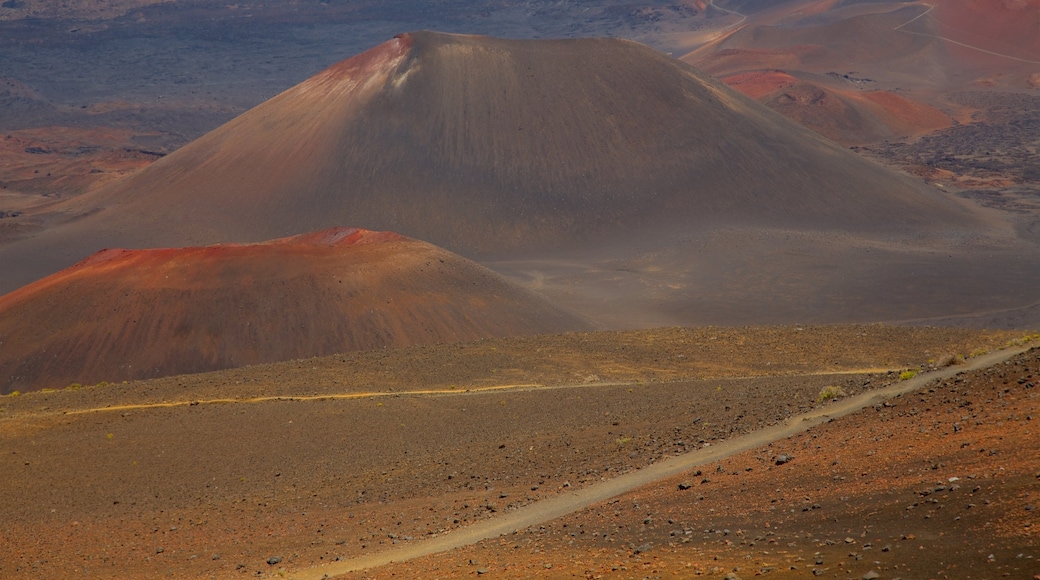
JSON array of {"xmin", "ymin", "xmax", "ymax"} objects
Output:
[
  {"xmin": 0, "ymin": 227, "xmax": 590, "ymax": 393},
  {"xmin": 684, "ymin": 0, "xmax": 1040, "ymax": 144}
]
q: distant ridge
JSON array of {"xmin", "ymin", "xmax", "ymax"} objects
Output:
[
  {"xmin": 0, "ymin": 31, "xmax": 983, "ymax": 293},
  {"xmin": 0, "ymin": 227, "xmax": 591, "ymax": 394}
]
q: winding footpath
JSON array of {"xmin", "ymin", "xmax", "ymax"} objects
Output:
[
  {"xmin": 894, "ymin": 2, "xmax": 1040, "ymax": 64},
  {"xmin": 289, "ymin": 345, "xmax": 1034, "ymax": 579}
]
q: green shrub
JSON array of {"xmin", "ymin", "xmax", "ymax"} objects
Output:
[
  {"xmin": 817, "ymin": 385, "xmax": 846, "ymax": 402},
  {"xmin": 899, "ymin": 370, "xmax": 917, "ymax": 381}
]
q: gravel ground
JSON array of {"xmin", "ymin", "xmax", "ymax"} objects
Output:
[
  {"xmin": 362, "ymin": 347, "xmax": 1040, "ymax": 580},
  {"xmin": 0, "ymin": 326, "xmax": 1032, "ymax": 578}
]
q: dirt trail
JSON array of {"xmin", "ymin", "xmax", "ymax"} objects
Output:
[
  {"xmin": 289, "ymin": 345, "xmax": 1032, "ymax": 580},
  {"xmin": 894, "ymin": 2, "xmax": 1040, "ymax": 64},
  {"xmin": 20, "ymin": 369, "xmax": 890, "ymax": 419},
  {"xmin": 54, "ymin": 383, "xmax": 544, "ymax": 416}
]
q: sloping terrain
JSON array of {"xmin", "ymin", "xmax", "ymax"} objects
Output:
[
  {"xmin": 0, "ymin": 326, "xmax": 1029, "ymax": 578},
  {"xmin": 0, "ymin": 227, "xmax": 590, "ymax": 394},
  {"xmin": 364, "ymin": 344, "xmax": 1040, "ymax": 580},
  {"xmin": 724, "ymin": 72, "xmax": 953, "ymax": 145},
  {"xmin": 1, "ymin": 31, "xmax": 984, "ymax": 292},
  {"xmin": 4, "ymin": 31, "xmax": 1031, "ymax": 329},
  {"xmin": 684, "ymin": 0, "xmax": 1040, "ymax": 144}
]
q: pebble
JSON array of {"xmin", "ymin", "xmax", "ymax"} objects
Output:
[
  {"xmin": 267, "ymin": 556, "xmax": 282, "ymax": 565},
  {"xmin": 775, "ymin": 454, "xmax": 794, "ymax": 465},
  {"xmin": 724, "ymin": 573, "xmax": 742, "ymax": 580},
  {"xmin": 862, "ymin": 572, "xmax": 880, "ymax": 580}
]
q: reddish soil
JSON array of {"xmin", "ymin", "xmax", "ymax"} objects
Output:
[
  {"xmin": 336, "ymin": 346, "xmax": 1040, "ymax": 580},
  {"xmin": 0, "ymin": 227, "xmax": 590, "ymax": 394},
  {"xmin": 0, "ymin": 326, "xmax": 1030, "ymax": 579},
  {"xmin": 687, "ymin": 0, "xmax": 1040, "ymax": 104},
  {"xmin": 719, "ymin": 70, "xmax": 798, "ymax": 100},
  {"xmin": 930, "ymin": 0, "xmax": 1040, "ymax": 65},
  {"xmin": 751, "ymin": 80, "xmax": 953, "ymax": 145},
  {"xmin": 761, "ymin": 81, "xmax": 952, "ymax": 145}
]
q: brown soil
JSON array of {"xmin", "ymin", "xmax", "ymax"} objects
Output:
[
  {"xmin": 328, "ymin": 346, "xmax": 1040, "ymax": 580},
  {"xmin": 0, "ymin": 326, "xmax": 1032, "ymax": 578}
]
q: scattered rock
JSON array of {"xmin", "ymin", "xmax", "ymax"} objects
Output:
[
  {"xmin": 775, "ymin": 454, "xmax": 794, "ymax": 465},
  {"xmin": 863, "ymin": 572, "xmax": 880, "ymax": 580},
  {"xmin": 724, "ymin": 573, "xmax": 743, "ymax": 580},
  {"xmin": 678, "ymin": 481, "xmax": 692, "ymax": 490},
  {"xmin": 267, "ymin": 556, "xmax": 282, "ymax": 565}
]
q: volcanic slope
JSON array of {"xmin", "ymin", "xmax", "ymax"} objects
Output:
[
  {"xmin": 0, "ymin": 227, "xmax": 590, "ymax": 394},
  {"xmin": 684, "ymin": 0, "xmax": 1040, "ymax": 144},
  {"xmin": 0, "ymin": 30, "xmax": 987, "ymax": 294}
]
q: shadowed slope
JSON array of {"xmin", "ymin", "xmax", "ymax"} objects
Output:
[
  {"xmin": 0, "ymin": 227, "xmax": 590, "ymax": 394},
  {"xmin": 1, "ymin": 30, "xmax": 984, "ymax": 293}
]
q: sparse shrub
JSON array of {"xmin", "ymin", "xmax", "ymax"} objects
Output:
[
  {"xmin": 969, "ymin": 349, "xmax": 988, "ymax": 358},
  {"xmin": 817, "ymin": 385, "xmax": 845, "ymax": 402},
  {"xmin": 899, "ymin": 370, "xmax": 917, "ymax": 381},
  {"xmin": 936, "ymin": 354, "xmax": 966, "ymax": 367},
  {"xmin": 66, "ymin": 383, "xmax": 82, "ymax": 390},
  {"xmin": 8, "ymin": 391, "xmax": 20, "ymax": 397},
  {"xmin": 1007, "ymin": 334, "xmax": 1039, "ymax": 348},
  {"xmin": 616, "ymin": 436, "xmax": 632, "ymax": 447}
]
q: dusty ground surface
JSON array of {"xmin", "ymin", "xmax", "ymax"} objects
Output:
[
  {"xmin": 332, "ymin": 346, "xmax": 1040, "ymax": 580},
  {"xmin": 0, "ymin": 326, "xmax": 1033, "ymax": 579}
]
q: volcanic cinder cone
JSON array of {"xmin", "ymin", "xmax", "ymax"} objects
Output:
[
  {"xmin": 0, "ymin": 227, "xmax": 591, "ymax": 394},
  {"xmin": 1, "ymin": 30, "xmax": 986, "ymax": 293}
]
